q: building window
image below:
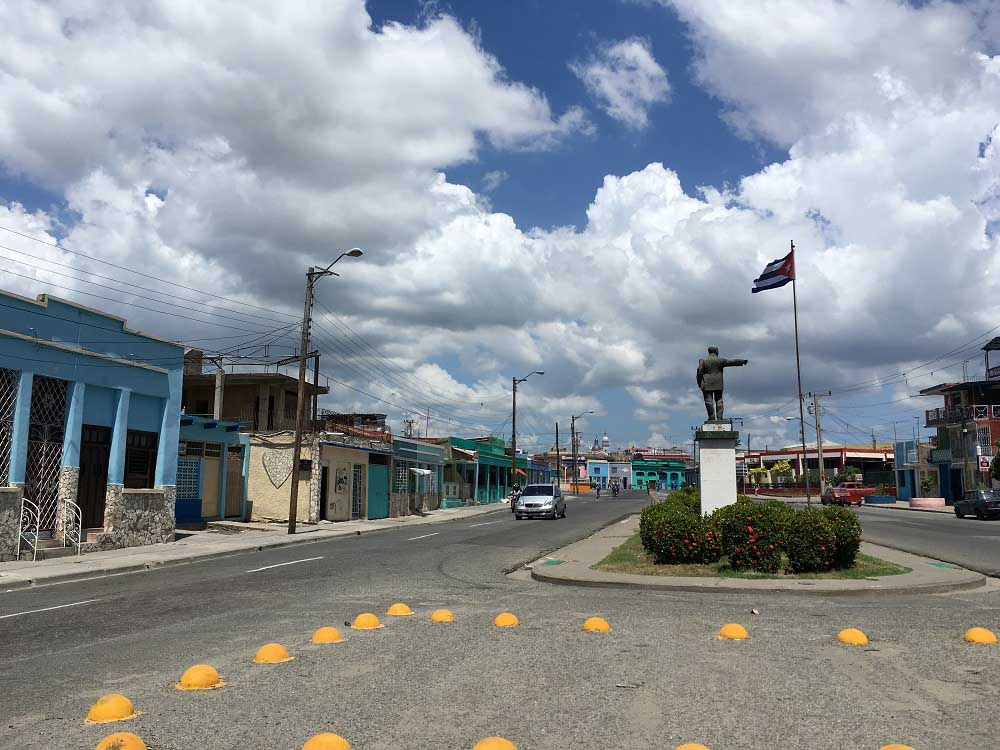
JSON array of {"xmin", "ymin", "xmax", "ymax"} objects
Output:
[
  {"xmin": 977, "ymin": 426, "xmax": 992, "ymax": 454},
  {"xmin": 204, "ymin": 442, "xmax": 222, "ymax": 458},
  {"xmin": 185, "ymin": 441, "xmax": 205, "ymax": 457},
  {"xmin": 124, "ymin": 430, "xmax": 158, "ymax": 489}
]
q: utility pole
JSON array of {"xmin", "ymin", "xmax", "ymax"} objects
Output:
[
  {"xmin": 287, "ymin": 248, "xmax": 363, "ymax": 535},
  {"xmin": 511, "ymin": 371, "xmax": 544, "ymax": 492},
  {"xmin": 808, "ymin": 391, "xmax": 831, "ymax": 495},
  {"xmin": 425, "ymin": 407, "xmax": 430, "ymax": 438},
  {"xmin": 555, "ymin": 422, "xmax": 561, "ymax": 487},
  {"xmin": 571, "ymin": 416, "xmax": 576, "ymax": 493}
]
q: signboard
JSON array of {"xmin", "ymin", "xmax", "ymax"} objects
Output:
[{"xmin": 980, "ymin": 456, "xmax": 991, "ymax": 473}]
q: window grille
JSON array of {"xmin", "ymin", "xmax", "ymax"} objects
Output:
[
  {"xmin": 0, "ymin": 369, "xmax": 18, "ymax": 486},
  {"xmin": 394, "ymin": 463, "xmax": 409, "ymax": 493},
  {"xmin": 978, "ymin": 426, "xmax": 993, "ymax": 454},
  {"xmin": 204, "ymin": 442, "xmax": 222, "ymax": 458},
  {"xmin": 25, "ymin": 376, "xmax": 67, "ymax": 531},
  {"xmin": 351, "ymin": 464, "xmax": 364, "ymax": 519},
  {"xmin": 185, "ymin": 441, "xmax": 205, "ymax": 457},
  {"xmin": 176, "ymin": 457, "xmax": 202, "ymax": 501}
]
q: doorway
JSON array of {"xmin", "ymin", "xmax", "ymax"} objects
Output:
[
  {"xmin": 319, "ymin": 466, "xmax": 329, "ymax": 520},
  {"xmin": 78, "ymin": 425, "xmax": 111, "ymax": 529}
]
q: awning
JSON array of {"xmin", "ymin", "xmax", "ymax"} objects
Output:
[
  {"xmin": 409, "ymin": 468, "xmax": 433, "ymax": 476},
  {"xmin": 452, "ymin": 447, "xmax": 478, "ymax": 461},
  {"xmin": 514, "ymin": 468, "xmax": 527, "ymax": 477}
]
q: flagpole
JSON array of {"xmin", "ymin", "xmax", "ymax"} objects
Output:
[{"xmin": 790, "ymin": 239, "xmax": 812, "ymax": 506}]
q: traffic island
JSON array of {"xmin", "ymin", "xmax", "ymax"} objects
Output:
[{"xmin": 527, "ymin": 516, "xmax": 986, "ymax": 595}]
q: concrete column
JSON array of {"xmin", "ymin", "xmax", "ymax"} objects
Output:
[
  {"xmin": 107, "ymin": 388, "xmax": 132, "ymax": 485},
  {"xmin": 60, "ymin": 381, "xmax": 86, "ymax": 470},
  {"xmin": 217, "ymin": 441, "xmax": 228, "ymax": 519},
  {"xmin": 240, "ymin": 436, "xmax": 251, "ymax": 520},
  {"xmin": 155, "ymin": 369, "xmax": 182, "ymax": 488},
  {"xmin": 256, "ymin": 384, "xmax": 269, "ymax": 431},
  {"xmin": 8, "ymin": 371, "xmax": 33, "ymax": 485}
]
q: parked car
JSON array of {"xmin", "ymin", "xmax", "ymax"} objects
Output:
[
  {"xmin": 954, "ymin": 489, "xmax": 1000, "ymax": 519},
  {"xmin": 514, "ymin": 484, "xmax": 566, "ymax": 520},
  {"xmin": 821, "ymin": 481, "xmax": 875, "ymax": 506}
]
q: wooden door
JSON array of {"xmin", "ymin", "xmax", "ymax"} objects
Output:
[
  {"xmin": 124, "ymin": 430, "xmax": 158, "ymax": 489},
  {"xmin": 78, "ymin": 425, "xmax": 111, "ymax": 529}
]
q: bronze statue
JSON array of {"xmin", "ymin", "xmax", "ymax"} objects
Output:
[{"xmin": 696, "ymin": 346, "xmax": 748, "ymax": 421}]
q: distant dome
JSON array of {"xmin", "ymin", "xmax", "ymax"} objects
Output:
[{"xmin": 601, "ymin": 433, "xmax": 610, "ymax": 447}]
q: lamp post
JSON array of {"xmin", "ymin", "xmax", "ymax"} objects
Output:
[
  {"xmin": 571, "ymin": 410, "xmax": 594, "ymax": 494},
  {"xmin": 287, "ymin": 248, "xmax": 363, "ymax": 534},
  {"xmin": 511, "ymin": 371, "xmax": 544, "ymax": 493}
]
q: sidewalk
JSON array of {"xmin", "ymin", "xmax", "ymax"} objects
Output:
[
  {"xmin": 527, "ymin": 515, "xmax": 986, "ymax": 595},
  {"xmin": 0, "ymin": 502, "xmax": 512, "ymax": 592}
]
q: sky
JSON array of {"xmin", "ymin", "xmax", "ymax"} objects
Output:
[{"xmin": 0, "ymin": 0, "xmax": 998, "ymax": 456}]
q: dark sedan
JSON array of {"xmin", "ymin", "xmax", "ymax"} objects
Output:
[{"xmin": 954, "ymin": 489, "xmax": 1000, "ymax": 519}]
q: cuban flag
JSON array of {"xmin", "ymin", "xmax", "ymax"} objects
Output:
[{"xmin": 752, "ymin": 248, "xmax": 795, "ymax": 293}]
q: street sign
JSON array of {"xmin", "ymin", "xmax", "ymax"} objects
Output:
[{"xmin": 979, "ymin": 456, "xmax": 991, "ymax": 472}]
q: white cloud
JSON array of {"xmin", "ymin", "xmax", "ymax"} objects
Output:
[
  {"xmin": 1, "ymin": 0, "xmax": 999, "ymax": 448},
  {"xmin": 571, "ymin": 38, "xmax": 670, "ymax": 129},
  {"xmin": 482, "ymin": 170, "xmax": 509, "ymax": 192}
]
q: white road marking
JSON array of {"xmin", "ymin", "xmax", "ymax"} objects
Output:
[
  {"xmin": 246, "ymin": 556, "xmax": 323, "ymax": 573},
  {"xmin": 0, "ymin": 598, "xmax": 100, "ymax": 620},
  {"xmin": 619, "ymin": 518, "xmax": 630, "ymax": 524},
  {"xmin": 407, "ymin": 532, "xmax": 440, "ymax": 541},
  {"xmin": 469, "ymin": 521, "xmax": 498, "ymax": 527}
]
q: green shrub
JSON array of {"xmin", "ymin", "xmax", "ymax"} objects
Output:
[
  {"xmin": 821, "ymin": 505, "xmax": 862, "ymax": 569},
  {"xmin": 711, "ymin": 502, "xmax": 783, "ymax": 573},
  {"xmin": 784, "ymin": 508, "xmax": 837, "ymax": 573},
  {"xmin": 639, "ymin": 502, "xmax": 721, "ymax": 564},
  {"xmin": 666, "ymin": 486, "xmax": 701, "ymax": 516},
  {"xmin": 760, "ymin": 500, "xmax": 795, "ymax": 546}
]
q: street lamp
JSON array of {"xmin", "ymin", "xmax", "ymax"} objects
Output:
[
  {"xmin": 287, "ymin": 248, "xmax": 364, "ymax": 534},
  {"xmin": 571, "ymin": 410, "xmax": 594, "ymax": 493},
  {"xmin": 511, "ymin": 371, "xmax": 544, "ymax": 493}
]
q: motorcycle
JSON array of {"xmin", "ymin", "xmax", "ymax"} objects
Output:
[
  {"xmin": 612, "ymin": 485, "xmax": 619, "ymax": 497},
  {"xmin": 509, "ymin": 486, "xmax": 522, "ymax": 512}
]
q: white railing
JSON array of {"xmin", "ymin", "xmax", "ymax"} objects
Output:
[
  {"xmin": 63, "ymin": 498, "xmax": 83, "ymax": 556},
  {"xmin": 16, "ymin": 498, "xmax": 41, "ymax": 562}
]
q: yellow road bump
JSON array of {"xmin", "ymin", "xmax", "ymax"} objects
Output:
[
  {"xmin": 386, "ymin": 602, "xmax": 415, "ymax": 616},
  {"xmin": 176, "ymin": 664, "xmax": 223, "ymax": 690},
  {"xmin": 964, "ymin": 626, "xmax": 998, "ymax": 645},
  {"xmin": 431, "ymin": 608, "xmax": 455, "ymax": 623},
  {"xmin": 494, "ymin": 612, "xmax": 519, "ymax": 628},
  {"xmin": 254, "ymin": 643, "xmax": 294, "ymax": 663},
  {"xmin": 836, "ymin": 628, "xmax": 869, "ymax": 646},
  {"xmin": 311, "ymin": 626, "xmax": 346, "ymax": 644},
  {"xmin": 676, "ymin": 744, "xmax": 711, "ymax": 750},
  {"xmin": 85, "ymin": 694, "xmax": 139, "ymax": 724},
  {"xmin": 718, "ymin": 623, "xmax": 749, "ymax": 640},
  {"xmin": 95, "ymin": 732, "xmax": 147, "ymax": 750},
  {"xmin": 302, "ymin": 732, "xmax": 351, "ymax": 750},
  {"xmin": 879, "ymin": 745, "xmax": 913, "ymax": 750},
  {"xmin": 582, "ymin": 616, "xmax": 611, "ymax": 633},
  {"xmin": 350, "ymin": 612, "xmax": 384, "ymax": 630},
  {"xmin": 473, "ymin": 738, "xmax": 517, "ymax": 750}
]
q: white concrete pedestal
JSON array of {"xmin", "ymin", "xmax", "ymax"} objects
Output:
[{"xmin": 696, "ymin": 421, "xmax": 738, "ymax": 515}]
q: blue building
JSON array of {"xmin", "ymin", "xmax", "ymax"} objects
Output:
[
  {"xmin": 0, "ymin": 291, "xmax": 183, "ymax": 558},
  {"xmin": 587, "ymin": 459, "xmax": 609, "ymax": 488}
]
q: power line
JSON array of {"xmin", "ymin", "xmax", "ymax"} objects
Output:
[
  {"xmin": 0, "ymin": 243, "xmax": 296, "ymax": 327},
  {"xmin": 0, "ymin": 223, "xmax": 301, "ymax": 320}
]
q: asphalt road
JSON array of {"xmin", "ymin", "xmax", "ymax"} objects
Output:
[
  {"xmin": 3, "ymin": 490, "xmax": 999, "ymax": 750},
  {"xmin": 857, "ymin": 507, "xmax": 1000, "ymax": 577}
]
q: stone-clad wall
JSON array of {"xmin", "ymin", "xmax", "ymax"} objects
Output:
[
  {"xmin": 97, "ymin": 486, "xmax": 175, "ymax": 550},
  {"xmin": 55, "ymin": 466, "xmax": 79, "ymax": 542},
  {"xmin": 0, "ymin": 487, "xmax": 23, "ymax": 561}
]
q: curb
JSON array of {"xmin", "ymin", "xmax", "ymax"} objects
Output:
[
  {"xmin": 527, "ymin": 516, "xmax": 988, "ymax": 596},
  {"xmin": 860, "ymin": 503, "xmax": 954, "ymax": 516},
  {"xmin": 1, "ymin": 504, "xmax": 512, "ymax": 593},
  {"xmin": 529, "ymin": 565, "xmax": 987, "ymax": 596}
]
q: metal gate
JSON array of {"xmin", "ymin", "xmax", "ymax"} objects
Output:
[
  {"xmin": 0, "ymin": 368, "xmax": 17, "ymax": 486},
  {"xmin": 24, "ymin": 376, "xmax": 67, "ymax": 532},
  {"xmin": 351, "ymin": 463, "xmax": 365, "ymax": 519}
]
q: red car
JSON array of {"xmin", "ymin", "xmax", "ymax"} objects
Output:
[{"xmin": 821, "ymin": 481, "xmax": 875, "ymax": 506}]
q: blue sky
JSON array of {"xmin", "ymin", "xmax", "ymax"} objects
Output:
[
  {"xmin": 0, "ymin": 1, "xmax": 997, "ymax": 455},
  {"xmin": 369, "ymin": 0, "xmax": 783, "ymax": 232}
]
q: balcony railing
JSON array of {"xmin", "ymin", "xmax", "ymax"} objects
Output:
[{"xmin": 925, "ymin": 405, "xmax": 1000, "ymax": 426}]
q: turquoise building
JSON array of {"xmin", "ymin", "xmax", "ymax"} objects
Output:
[{"xmin": 632, "ymin": 459, "xmax": 686, "ymax": 490}]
